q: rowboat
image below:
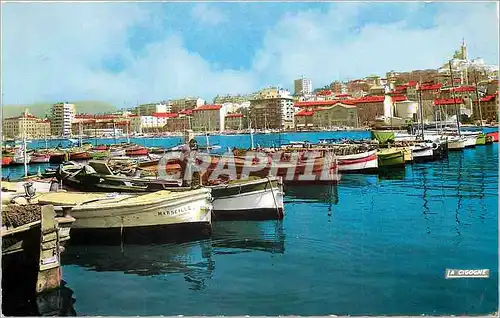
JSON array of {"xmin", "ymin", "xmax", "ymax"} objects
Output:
[
  {"xmin": 475, "ymin": 133, "xmax": 487, "ymax": 145},
  {"xmin": 69, "ymin": 151, "xmax": 90, "ymax": 161},
  {"xmin": 377, "ymin": 149, "xmax": 405, "ymax": 168},
  {"xmin": 335, "ymin": 149, "xmax": 378, "ymax": 173},
  {"xmin": 2, "ymin": 156, "xmax": 13, "ymax": 167},
  {"xmin": 125, "ymin": 146, "xmax": 148, "ymax": 156},
  {"xmin": 35, "ymin": 188, "xmax": 213, "ymax": 245},
  {"xmin": 93, "ymin": 145, "xmax": 109, "ymax": 151},
  {"xmin": 463, "ymin": 135, "xmax": 477, "ymax": 148},
  {"xmin": 30, "ymin": 153, "xmax": 51, "ymax": 163},
  {"xmin": 447, "ymin": 136, "xmax": 466, "ymax": 151},
  {"xmin": 207, "ymin": 176, "xmax": 284, "ymax": 220},
  {"xmin": 410, "ymin": 144, "xmax": 434, "ymax": 162},
  {"xmin": 57, "ymin": 160, "xmax": 186, "ymax": 192},
  {"xmin": 11, "ymin": 150, "xmax": 31, "ymax": 165}
]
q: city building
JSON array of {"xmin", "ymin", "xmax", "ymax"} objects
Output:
[
  {"xmin": 433, "ymin": 98, "xmax": 468, "ymax": 119},
  {"xmin": 352, "ymin": 95, "xmax": 385, "ymax": 126},
  {"xmin": 294, "ymin": 77, "xmax": 313, "ymax": 96},
  {"xmin": 171, "ymin": 97, "xmax": 205, "ymax": 113},
  {"xmin": 133, "ymin": 102, "xmax": 172, "ymax": 116},
  {"xmin": 346, "ymin": 79, "xmax": 370, "ymax": 95},
  {"xmin": 312, "ymin": 103, "xmax": 358, "ymax": 128},
  {"xmin": 73, "ymin": 113, "xmax": 132, "ymax": 137},
  {"xmin": 294, "ymin": 110, "xmax": 314, "ymax": 129},
  {"xmin": 213, "ymin": 94, "xmax": 255, "ymax": 104},
  {"xmin": 472, "ymin": 93, "xmax": 499, "ymax": 122},
  {"xmin": 191, "ymin": 105, "xmax": 225, "ymax": 132},
  {"xmin": 250, "ymin": 88, "xmax": 295, "ymax": 130},
  {"xmin": 224, "ymin": 113, "xmax": 245, "ymax": 130},
  {"xmin": 2, "ymin": 110, "xmax": 51, "ymax": 139},
  {"xmin": 51, "ymin": 102, "xmax": 75, "ymax": 137}
]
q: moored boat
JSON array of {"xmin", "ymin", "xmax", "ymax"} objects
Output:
[
  {"xmin": 35, "ymin": 188, "xmax": 213, "ymax": 245},
  {"xmin": 475, "ymin": 133, "xmax": 487, "ymax": 145},
  {"xmin": 125, "ymin": 146, "xmax": 149, "ymax": 156},
  {"xmin": 487, "ymin": 131, "xmax": 498, "ymax": 142},
  {"xmin": 69, "ymin": 151, "xmax": 90, "ymax": 161},
  {"xmin": 30, "ymin": 153, "xmax": 51, "ymax": 163},
  {"xmin": 207, "ymin": 176, "xmax": 284, "ymax": 220},
  {"xmin": 336, "ymin": 149, "xmax": 378, "ymax": 173},
  {"xmin": 2, "ymin": 156, "xmax": 13, "ymax": 167},
  {"xmin": 463, "ymin": 135, "xmax": 477, "ymax": 148},
  {"xmin": 377, "ymin": 149, "xmax": 405, "ymax": 168},
  {"xmin": 447, "ymin": 136, "xmax": 466, "ymax": 151},
  {"xmin": 411, "ymin": 144, "xmax": 434, "ymax": 162}
]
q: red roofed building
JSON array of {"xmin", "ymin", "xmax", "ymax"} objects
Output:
[
  {"xmin": 192, "ymin": 104, "xmax": 225, "ymax": 132},
  {"xmin": 294, "ymin": 110, "xmax": 314, "ymax": 129},
  {"xmin": 3, "ymin": 110, "xmax": 51, "ymax": 139},
  {"xmin": 152, "ymin": 112, "xmax": 179, "ymax": 118},
  {"xmin": 433, "ymin": 98, "xmax": 467, "ymax": 119},
  {"xmin": 352, "ymin": 95, "xmax": 385, "ymax": 126},
  {"xmin": 472, "ymin": 93, "xmax": 499, "ymax": 122},
  {"xmin": 311, "ymin": 104, "xmax": 358, "ymax": 129},
  {"xmin": 224, "ymin": 113, "xmax": 245, "ymax": 130}
]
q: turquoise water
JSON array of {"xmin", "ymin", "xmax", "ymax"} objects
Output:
[{"xmin": 2, "ymin": 131, "xmax": 498, "ymax": 315}]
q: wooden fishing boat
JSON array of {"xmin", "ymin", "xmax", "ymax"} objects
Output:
[
  {"xmin": 57, "ymin": 160, "xmax": 186, "ymax": 192},
  {"xmin": 109, "ymin": 147, "xmax": 126, "ymax": 157},
  {"xmin": 2, "ymin": 156, "xmax": 13, "ymax": 167},
  {"xmin": 207, "ymin": 176, "xmax": 284, "ymax": 220},
  {"xmin": 93, "ymin": 145, "xmax": 109, "ymax": 151},
  {"xmin": 125, "ymin": 146, "xmax": 148, "ymax": 156},
  {"xmin": 68, "ymin": 151, "xmax": 90, "ymax": 161},
  {"xmin": 35, "ymin": 188, "xmax": 213, "ymax": 245},
  {"xmin": 487, "ymin": 131, "xmax": 498, "ymax": 142},
  {"xmin": 463, "ymin": 135, "xmax": 477, "ymax": 148},
  {"xmin": 10, "ymin": 148, "xmax": 31, "ymax": 165},
  {"xmin": 30, "ymin": 153, "xmax": 51, "ymax": 164},
  {"xmin": 335, "ymin": 149, "xmax": 378, "ymax": 173},
  {"xmin": 377, "ymin": 149, "xmax": 405, "ymax": 168},
  {"xmin": 475, "ymin": 133, "xmax": 487, "ymax": 145},
  {"xmin": 447, "ymin": 136, "xmax": 466, "ymax": 151},
  {"xmin": 411, "ymin": 143, "xmax": 435, "ymax": 162},
  {"xmin": 49, "ymin": 152, "xmax": 67, "ymax": 163}
]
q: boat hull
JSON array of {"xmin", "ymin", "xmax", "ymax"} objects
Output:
[
  {"xmin": 476, "ymin": 134, "xmax": 487, "ymax": 145},
  {"xmin": 412, "ymin": 146, "xmax": 434, "ymax": 163},
  {"xmin": 30, "ymin": 154, "xmax": 51, "ymax": 164},
  {"xmin": 336, "ymin": 150, "xmax": 378, "ymax": 173},
  {"xmin": 2, "ymin": 156, "xmax": 13, "ymax": 166},
  {"xmin": 448, "ymin": 139, "xmax": 465, "ymax": 151},
  {"xmin": 487, "ymin": 132, "xmax": 498, "ymax": 142},
  {"xmin": 464, "ymin": 136, "xmax": 477, "ymax": 148},
  {"xmin": 377, "ymin": 150, "xmax": 405, "ymax": 168},
  {"xmin": 210, "ymin": 178, "xmax": 284, "ymax": 220},
  {"xmin": 38, "ymin": 189, "xmax": 213, "ymax": 245}
]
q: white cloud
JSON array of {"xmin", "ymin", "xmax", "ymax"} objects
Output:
[
  {"xmin": 191, "ymin": 3, "xmax": 227, "ymax": 26},
  {"xmin": 1, "ymin": 2, "xmax": 498, "ymax": 108}
]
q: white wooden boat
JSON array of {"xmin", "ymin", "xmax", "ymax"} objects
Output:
[
  {"xmin": 463, "ymin": 135, "xmax": 477, "ymax": 148},
  {"xmin": 11, "ymin": 150, "xmax": 31, "ymax": 165},
  {"xmin": 30, "ymin": 153, "xmax": 51, "ymax": 163},
  {"xmin": 411, "ymin": 143, "xmax": 434, "ymax": 162},
  {"xmin": 336, "ymin": 149, "xmax": 378, "ymax": 173},
  {"xmin": 34, "ymin": 188, "xmax": 213, "ymax": 244},
  {"xmin": 208, "ymin": 176, "xmax": 284, "ymax": 220},
  {"xmin": 447, "ymin": 137, "xmax": 466, "ymax": 151},
  {"xmin": 1, "ymin": 180, "xmax": 58, "ymax": 205}
]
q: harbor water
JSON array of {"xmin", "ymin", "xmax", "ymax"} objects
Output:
[{"xmin": 2, "ymin": 131, "xmax": 498, "ymax": 315}]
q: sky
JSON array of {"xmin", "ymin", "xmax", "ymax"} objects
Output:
[{"xmin": 1, "ymin": 1, "xmax": 499, "ymax": 107}]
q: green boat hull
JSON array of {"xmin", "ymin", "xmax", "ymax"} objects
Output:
[
  {"xmin": 476, "ymin": 134, "xmax": 487, "ymax": 145},
  {"xmin": 378, "ymin": 151, "xmax": 405, "ymax": 167}
]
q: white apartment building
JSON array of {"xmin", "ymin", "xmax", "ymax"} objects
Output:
[
  {"xmin": 133, "ymin": 102, "xmax": 172, "ymax": 116},
  {"xmin": 294, "ymin": 77, "xmax": 313, "ymax": 96},
  {"xmin": 51, "ymin": 102, "xmax": 75, "ymax": 137}
]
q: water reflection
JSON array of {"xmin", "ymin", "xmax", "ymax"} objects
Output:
[
  {"xmin": 455, "ymin": 152, "xmax": 464, "ymax": 241},
  {"xmin": 2, "ymin": 282, "xmax": 77, "ymax": 316},
  {"xmin": 378, "ymin": 167, "xmax": 406, "ymax": 181},
  {"xmin": 212, "ymin": 221, "xmax": 285, "ymax": 254},
  {"xmin": 284, "ymin": 184, "xmax": 339, "ymax": 205},
  {"xmin": 62, "ymin": 240, "xmax": 215, "ymax": 291}
]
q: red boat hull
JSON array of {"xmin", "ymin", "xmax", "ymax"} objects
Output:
[
  {"xmin": 2, "ymin": 156, "xmax": 13, "ymax": 166},
  {"xmin": 126, "ymin": 148, "xmax": 149, "ymax": 156},
  {"xmin": 69, "ymin": 152, "xmax": 90, "ymax": 160},
  {"xmin": 487, "ymin": 132, "xmax": 498, "ymax": 142}
]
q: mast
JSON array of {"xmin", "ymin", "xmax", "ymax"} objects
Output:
[
  {"xmin": 417, "ymin": 81, "xmax": 425, "ymax": 140},
  {"xmin": 448, "ymin": 60, "xmax": 461, "ymax": 137},
  {"xmin": 113, "ymin": 120, "xmax": 117, "ymax": 144},
  {"xmin": 79, "ymin": 121, "xmax": 82, "ymax": 147},
  {"xmin": 473, "ymin": 69, "xmax": 484, "ymax": 128},
  {"xmin": 23, "ymin": 111, "xmax": 28, "ymax": 177},
  {"xmin": 126, "ymin": 119, "xmax": 130, "ymax": 143},
  {"xmin": 249, "ymin": 119, "xmax": 255, "ymax": 150}
]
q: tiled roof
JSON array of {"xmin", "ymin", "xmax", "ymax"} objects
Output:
[
  {"xmin": 152, "ymin": 112, "xmax": 179, "ymax": 118},
  {"xmin": 355, "ymin": 95, "xmax": 385, "ymax": 103},
  {"xmin": 434, "ymin": 98, "xmax": 464, "ymax": 106},
  {"xmin": 193, "ymin": 104, "xmax": 222, "ymax": 111},
  {"xmin": 316, "ymin": 90, "xmax": 332, "ymax": 96},
  {"xmin": 179, "ymin": 109, "xmax": 193, "ymax": 115},
  {"xmin": 419, "ymin": 83, "xmax": 443, "ymax": 91},
  {"xmin": 335, "ymin": 93, "xmax": 352, "ymax": 97},
  {"xmin": 450, "ymin": 86, "xmax": 476, "ymax": 93},
  {"xmin": 473, "ymin": 94, "xmax": 497, "ymax": 103}
]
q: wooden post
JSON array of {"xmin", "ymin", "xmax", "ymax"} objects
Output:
[{"xmin": 36, "ymin": 205, "xmax": 61, "ymax": 294}]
